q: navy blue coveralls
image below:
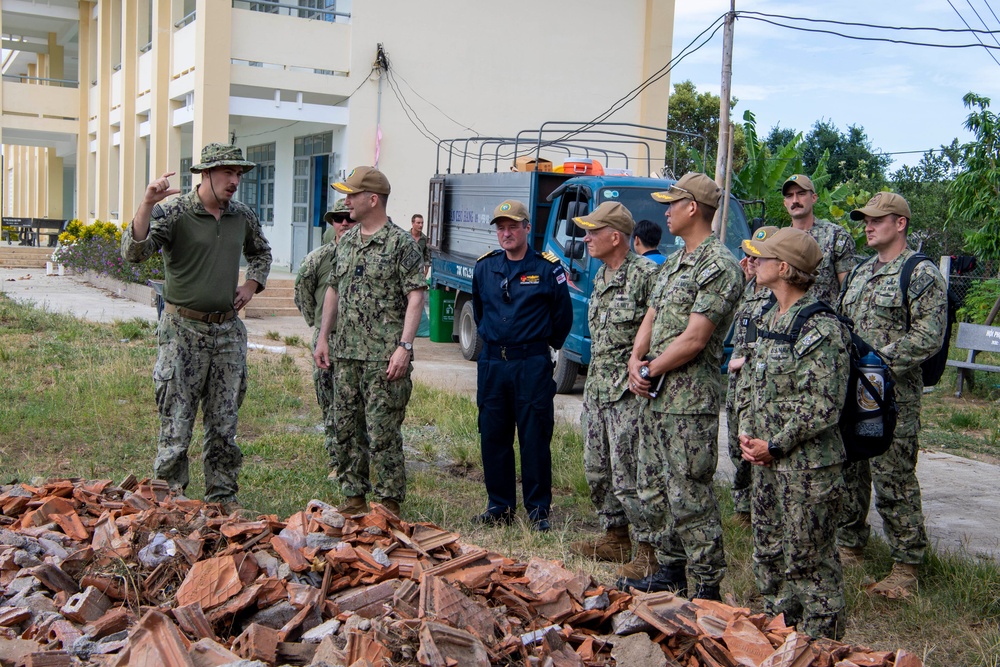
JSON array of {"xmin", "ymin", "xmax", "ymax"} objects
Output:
[{"xmin": 472, "ymin": 248, "xmax": 574, "ymax": 520}]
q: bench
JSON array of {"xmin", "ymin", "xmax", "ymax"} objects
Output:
[
  {"xmin": 31, "ymin": 219, "xmax": 68, "ymax": 247},
  {"xmin": 1, "ymin": 217, "xmax": 34, "ymax": 245},
  {"xmin": 946, "ymin": 322, "xmax": 1000, "ymax": 397}
]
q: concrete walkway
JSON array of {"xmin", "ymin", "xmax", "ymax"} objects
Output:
[{"xmin": 3, "ymin": 268, "xmax": 998, "ymax": 562}]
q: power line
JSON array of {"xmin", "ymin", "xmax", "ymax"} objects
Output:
[
  {"xmin": 947, "ymin": 0, "xmax": 1000, "ymax": 66},
  {"xmin": 389, "ymin": 68, "xmax": 480, "ymax": 136},
  {"xmin": 983, "ymin": 0, "xmax": 1000, "ymax": 30},
  {"xmin": 737, "ymin": 10, "xmax": 1000, "ymax": 34},
  {"xmin": 965, "ymin": 0, "xmax": 1000, "ymax": 47}
]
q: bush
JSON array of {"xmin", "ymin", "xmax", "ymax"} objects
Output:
[
  {"xmin": 53, "ymin": 219, "xmax": 165, "ymax": 286},
  {"xmin": 958, "ymin": 278, "xmax": 1000, "ymax": 324}
]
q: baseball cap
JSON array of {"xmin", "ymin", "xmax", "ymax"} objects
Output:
[
  {"xmin": 332, "ymin": 166, "xmax": 391, "ymax": 195},
  {"xmin": 782, "ymin": 174, "xmax": 815, "ymax": 195},
  {"xmin": 741, "ymin": 225, "xmax": 780, "ymax": 256},
  {"xmin": 743, "ymin": 227, "xmax": 823, "ymax": 274},
  {"xmin": 573, "ymin": 202, "xmax": 635, "ymax": 235},
  {"xmin": 849, "ymin": 192, "xmax": 911, "ymax": 221},
  {"xmin": 323, "ymin": 198, "xmax": 351, "ymax": 224},
  {"xmin": 651, "ymin": 172, "xmax": 721, "ymax": 208},
  {"xmin": 490, "ymin": 200, "xmax": 530, "ymax": 225}
]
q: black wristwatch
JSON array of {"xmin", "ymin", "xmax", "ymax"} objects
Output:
[
  {"xmin": 398, "ymin": 341, "xmax": 413, "ymax": 352},
  {"xmin": 767, "ymin": 442, "xmax": 784, "ymax": 461}
]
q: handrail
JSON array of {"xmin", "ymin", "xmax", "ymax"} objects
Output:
[
  {"xmin": 174, "ymin": 11, "xmax": 196, "ymax": 28},
  {"xmin": 231, "ymin": 0, "xmax": 351, "ymax": 21},
  {"xmin": 1, "ymin": 74, "xmax": 79, "ymax": 88}
]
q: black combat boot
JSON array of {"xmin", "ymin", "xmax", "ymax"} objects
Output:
[
  {"xmin": 693, "ymin": 583, "xmax": 721, "ymax": 601},
  {"xmin": 616, "ymin": 562, "xmax": 687, "ymax": 596}
]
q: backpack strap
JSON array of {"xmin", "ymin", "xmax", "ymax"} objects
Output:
[
  {"xmin": 757, "ymin": 301, "xmax": 835, "ymax": 344},
  {"xmin": 838, "ymin": 255, "xmax": 875, "ymax": 311},
  {"xmin": 899, "ymin": 252, "xmax": 931, "ymax": 331}
]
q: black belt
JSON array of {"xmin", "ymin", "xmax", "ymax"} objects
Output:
[
  {"xmin": 164, "ymin": 302, "xmax": 237, "ymax": 324},
  {"xmin": 484, "ymin": 341, "xmax": 550, "ymax": 360}
]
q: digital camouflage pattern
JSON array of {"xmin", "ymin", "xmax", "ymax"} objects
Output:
[
  {"xmin": 333, "ymin": 360, "xmax": 412, "ymax": 502},
  {"xmin": 583, "ymin": 252, "xmax": 658, "ymax": 536},
  {"xmin": 837, "ymin": 248, "xmax": 947, "ymax": 564},
  {"xmin": 738, "ymin": 294, "xmax": 851, "ymax": 640},
  {"xmin": 805, "ymin": 219, "xmax": 856, "ymax": 307},
  {"xmin": 637, "ymin": 412, "xmax": 725, "ymax": 585},
  {"xmin": 647, "ymin": 235, "xmax": 743, "ymax": 414},
  {"xmin": 328, "ymin": 223, "xmax": 426, "ymax": 360},
  {"xmin": 415, "ymin": 232, "xmax": 431, "ymax": 268},
  {"xmin": 152, "ymin": 313, "xmax": 248, "ymax": 503},
  {"xmin": 726, "ymin": 278, "xmax": 774, "ymax": 513}
]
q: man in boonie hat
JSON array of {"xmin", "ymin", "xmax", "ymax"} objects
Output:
[
  {"xmin": 567, "ymin": 201, "xmax": 662, "ymax": 573},
  {"xmin": 321, "ymin": 198, "xmax": 354, "ymax": 245},
  {"xmin": 121, "ymin": 143, "xmax": 272, "ymax": 515},
  {"xmin": 836, "ymin": 191, "xmax": 947, "ymax": 598},
  {"xmin": 471, "ymin": 199, "xmax": 572, "ymax": 532},
  {"xmin": 619, "ymin": 172, "xmax": 743, "ymax": 600},
  {"xmin": 313, "ymin": 166, "xmax": 425, "ymax": 519},
  {"xmin": 780, "ymin": 174, "xmax": 855, "ymax": 306}
]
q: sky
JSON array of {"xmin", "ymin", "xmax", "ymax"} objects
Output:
[{"xmin": 669, "ymin": 0, "xmax": 1000, "ymax": 170}]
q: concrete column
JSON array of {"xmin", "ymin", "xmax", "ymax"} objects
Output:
[
  {"xmin": 48, "ymin": 33, "xmax": 66, "ymax": 81},
  {"xmin": 27, "ymin": 148, "xmax": 38, "ymax": 218},
  {"xmin": 192, "ymin": 0, "xmax": 232, "ymax": 153},
  {"xmin": 77, "ymin": 2, "xmax": 93, "ymax": 222},
  {"xmin": 119, "ymin": 0, "xmax": 139, "ymax": 220},
  {"xmin": 640, "ymin": 0, "xmax": 675, "ymax": 174},
  {"xmin": 149, "ymin": 0, "xmax": 173, "ymax": 179},
  {"xmin": 47, "ymin": 149, "xmax": 64, "ymax": 219},
  {"xmin": 95, "ymin": 0, "xmax": 113, "ymax": 220},
  {"xmin": 15, "ymin": 146, "xmax": 26, "ymax": 217}
]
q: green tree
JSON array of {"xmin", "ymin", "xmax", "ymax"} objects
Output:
[
  {"xmin": 798, "ymin": 120, "xmax": 891, "ymax": 188},
  {"xmin": 891, "ymin": 141, "xmax": 964, "ymax": 259},
  {"xmin": 732, "ymin": 111, "xmax": 802, "ymax": 227},
  {"xmin": 666, "ymin": 80, "xmax": 744, "ymax": 178}
]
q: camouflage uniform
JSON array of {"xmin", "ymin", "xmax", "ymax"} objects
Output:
[
  {"xmin": 415, "ymin": 232, "xmax": 431, "ymax": 269},
  {"xmin": 804, "ymin": 219, "xmax": 856, "ymax": 307},
  {"xmin": 294, "ymin": 242, "xmax": 338, "ymax": 470},
  {"xmin": 638, "ymin": 235, "xmax": 742, "ymax": 589},
  {"xmin": 121, "ymin": 188, "xmax": 272, "ymax": 503},
  {"xmin": 739, "ymin": 294, "xmax": 852, "ymax": 640},
  {"xmin": 837, "ymin": 249, "xmax": 947, "ymax": 564},
  {"xmin": 583, "ymin": 252, "xmax": 658, "ymax": 537},
  {"xmin": 328, "ymin": 223, "xmax": 426, "ymax": 503},
  {"xmin": 725, "ymin": 278, "xmax": 774, "ymax": 514}
]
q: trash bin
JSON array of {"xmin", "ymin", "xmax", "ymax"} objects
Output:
[{"xmin": 429, "ymin": 288, "xmax": 456, "ymax": 343}]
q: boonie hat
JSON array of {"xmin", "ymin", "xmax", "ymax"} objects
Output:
[
  {"xmin": 743, "ymin": 227, "xmax": 823, "ymax": 274},
  {"xmin": 490, "ymin": 200, "xmax": 530, "ymax": 225},
  {"xmin": 190, "ymin": 143, "xmax": 256, "ymax": 174},
  {"xmin": 332, "ymin": 166, "xmax": 391, "ymax": 195},
  {"xmin": 741, "ymin": 225, "xmax": 780, "ymax": 255},
  {"xmin": 782, "ymin": 174, "xmax": 815, "ymax": 195},
  {"xmin": 573, "ymin": 202, "xmax": 635, "ymax": 235},
  {"xmin": 850, "ymin": 191, "xmax": 911, "ymax": 221},
  {"xmin": 323, "ymin": 198, "xmax": 351, "ymax": 224},
  {"xmin": 651, "ymin": 172, "xmax": 721, "ymax": 208}
]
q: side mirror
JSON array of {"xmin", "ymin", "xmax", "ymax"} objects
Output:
[{"xmin": 563, "ymin": 239, "xmax": 586, "ymax": 260}]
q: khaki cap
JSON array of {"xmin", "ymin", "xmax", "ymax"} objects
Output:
[
  {"xmin": 651, "ymin": 172, "xmax": 721, "ymax": 208},
  {"xmin": 190, "ymin": 143, "xmax": 256, "ymax": 174},
  {"xmin": 782, "ymin": 174, "xmax": 815, "ymax": 194},
  {"xmin": 743, "ymin": 227, "xmax": 823, "ymax": 274},
  {"xmin": 850, "ymin": 191, "xmax": 911, "ymax": 220},
  {"xmin": 573, "ymin": 202, "xmax": 635, "ymax": 235},
  {"xmin": 741, "ymin": 225, "xmax": 780, "ymax": 255},
  {"xmin": 332, "ymin": 166, "xmax": 391, "ymax": 195},
  {"xmin": 323, "ymin": 198, "xmax": 351, "ymax": 223},
  {"xmin": 490, "ymin": 199, "xmax": 530, "ymax": 225}
]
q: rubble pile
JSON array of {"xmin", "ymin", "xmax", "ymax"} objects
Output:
[{"xmin": 0, "ymin": 478, "xmax": 922, "ymax": 667}]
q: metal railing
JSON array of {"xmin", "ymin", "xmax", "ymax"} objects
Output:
[
  {"xmin": 231, "ymin": 0, "xmax": 350, "ymax": 22},
  {"xmin": 174, "ymin": 11, "xmax": 197, "ymax": 28},
  {"xmin": 1, "ymin": 74, "xmax": 79, "ymax": 89}
]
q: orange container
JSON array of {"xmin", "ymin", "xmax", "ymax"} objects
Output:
[{"xmin": 562, "ymin": 158, "xmax": 604, "ymax": 175}]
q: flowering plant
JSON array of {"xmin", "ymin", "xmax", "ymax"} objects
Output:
[{"xmin": 54, "ymin": 220, "xmax": 164, "ymax": 285}]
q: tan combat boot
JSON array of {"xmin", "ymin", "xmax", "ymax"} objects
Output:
[
  {"xmin": 870, "ymin": 563, "xmax": 918, "ymax": 598},
  {"xmin": 338, "ymin": 495, "xmax": 369, "ymax": 516},
  {"xmin": 379, "ymin": 498, "xmax": 401, "ymax": 516},
  {"xmin": 616, "ymin": 541, "xmax": 659, "ymax": 579},
  {"xmin": 569, "ymin": 526, "xmax": 632, "ymax": 563},
  {"xmin": 838, "ymin": 546, "xmax": 865, "ymax": 567}
]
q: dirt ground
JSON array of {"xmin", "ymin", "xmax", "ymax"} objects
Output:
[{"xmin": 3, "ymin": 268, "xmax": 998, "ymax": 562}]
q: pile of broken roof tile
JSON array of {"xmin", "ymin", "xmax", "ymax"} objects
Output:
[{"xmin": 0, "ymin": 478, "xmax": 923, "ymax": 667}]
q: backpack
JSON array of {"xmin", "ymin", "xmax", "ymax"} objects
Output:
[
  {"xmin": 900, "ymin": 253, "xmax": 958, "ymax": 387},
  {"xmin": 751, "ymin": 299, "xmax": 898, "ymax": 462}
]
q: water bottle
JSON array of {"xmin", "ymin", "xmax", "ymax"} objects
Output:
[{"xmin": 856, "ymin": 351, "xmax": 886, "ymax": 437}]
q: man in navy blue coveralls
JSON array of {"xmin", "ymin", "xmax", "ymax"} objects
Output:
[{"xmin": 472, "ymin": 199, "xmax": 573, "ymax": 532}]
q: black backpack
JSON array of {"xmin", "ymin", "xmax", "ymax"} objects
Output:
[
  {"xmin": 900, "ymin": 253, "xmax": 957, "ymax": 387},
  {"xmin": 751, "ymin": 299, "xmax": 898, "ymax": 462}
]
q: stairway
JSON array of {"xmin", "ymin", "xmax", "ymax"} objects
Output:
[
  {"xmin": 242, "ymin": 273, "xmax": 299, "ymax": 319},
  {"xmin": 0, "ymin": 246, "xmax": 53, "ymax": 268}
]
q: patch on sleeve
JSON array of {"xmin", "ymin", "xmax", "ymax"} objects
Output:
[
  {"xmin": 794, "ymin": 327, "xmax": 827, "ymax": 357},
  {"xmin": 834, "ymin": 233, "xmax": 851, "ymax": 253},
  {"xmin": 477, "ymin": 249, "xmax": 503, "ymax": 262},
  {"xmin": 697, "ymin": 261, "xmax": 724, "ymax": 286},
  {"xmin": 909, "ymin": 271, "xmax": 935, "ymax": 300},
  {"xmin": 556, "ymin": 271, "xmax": 567, "ymax": 284},
  {"xmin": 400, "ymin": 246, "xmax": 423, "ymax": 272}
]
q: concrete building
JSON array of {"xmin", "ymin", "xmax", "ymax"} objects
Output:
[{"xmin": 3, "ymin": 0, "xmax": 675, "ymax": 269}]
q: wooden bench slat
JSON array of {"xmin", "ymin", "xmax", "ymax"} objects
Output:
[{"xmin": 946, "ymin": 360, "xmax": 1000, "ymax": 373}]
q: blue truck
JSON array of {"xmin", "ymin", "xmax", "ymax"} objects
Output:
[{"xmin": 426, "ymin": 133, "xmax": 752, "ymax": 393}]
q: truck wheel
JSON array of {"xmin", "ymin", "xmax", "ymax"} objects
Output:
[
  {"xmin": 458, "ymin": 300, "xmax": 483, "ymax": 361},
  {"xmin": 551, "ymin": 348, "xmax": 580, "ymax": 394}
]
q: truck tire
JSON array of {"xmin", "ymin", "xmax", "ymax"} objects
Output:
[
  {"xmin": 458, "ymin": 300, "xmax": 483, "ymax": 361},
  {"xmin": 551, "ymin": 348, "xmax": 580, "ymax": 394}
]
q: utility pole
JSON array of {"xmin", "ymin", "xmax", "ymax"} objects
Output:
[{"xmin": 714, "ymin": 1, "xmax": 735, "ymax": 191}]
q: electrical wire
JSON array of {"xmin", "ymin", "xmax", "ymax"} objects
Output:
[
  {"xmin": 948, "ymin": 0, "xmax": 1000, "ymax": 68},
  {"xmin": 737, "ymin": 10, "xmax": 1000, "ymax": 35},
  {"xmin": 964, "ymin": 0, "xmax": 1000, "ymax": 47},
  {"xmin": 389, "ymin": 68, "xmax": 480, "ymax": 136}
]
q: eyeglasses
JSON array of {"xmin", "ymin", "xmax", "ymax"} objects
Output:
[{"xmin": 501, "ymin": 278, "xmax": 511, "ymax": 304}]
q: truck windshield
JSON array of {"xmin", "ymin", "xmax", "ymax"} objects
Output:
[{"xmin": 600, "ymin": 188, "xmax": 750, "ymax": 259}]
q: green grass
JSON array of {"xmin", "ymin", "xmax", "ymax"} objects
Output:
[{"xmin": 2, "ymin": 293, "xmax": 999, "ymax": 666}]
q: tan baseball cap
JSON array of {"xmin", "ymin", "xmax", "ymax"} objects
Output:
[
  {"xmin": 490, "ymin": 200, "xmax": 530, "ymax": 224},
  {"xmin": 850, "ymin": 191, "xmax": 911, "ymax": 220},
  {"xmin": 651, "ymin": 172, "xmax": 721, "ymax": 208},
  {"xmin": 332, "ymin": 166, "xmax": 391, "ymax": 195},
  {"xmin": 741, "ymin": 225, "xmax": 780, "ymax": 255},
  {"xmin": 573, "ymin": 202, "xmax": 635, "ymax": 235},
  {"xmin": 743, "ymin": 227, "xmax": 823, "ymax": 274},
  {"xmin": 782, "ymin": 174, "xmax": 815, "ymax": 194}
]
